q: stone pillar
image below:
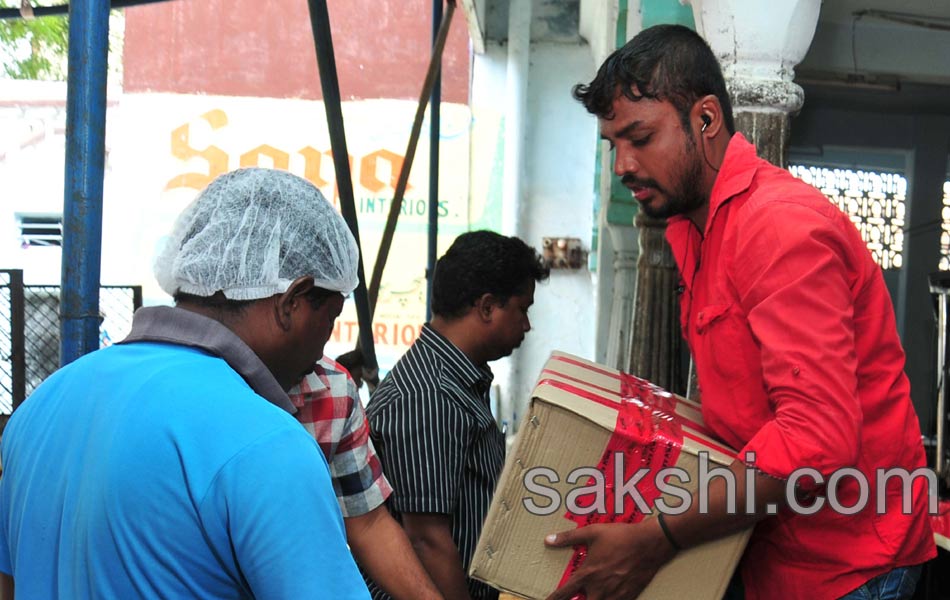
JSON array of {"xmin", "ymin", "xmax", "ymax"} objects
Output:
[
  {"xmin": 688, "ymin": 0, "xmax": 821, "ymax": 167},
  {"xmin": 628, "ymin": 212, "xmax": 686, "ymax": 394},
  {"xmin": 729, "ymin": 84, "xmax": 801, "ymax": 167},
  {"xmin": 604, "ymin": 222, "xmax": 640, "ymax": 370}
]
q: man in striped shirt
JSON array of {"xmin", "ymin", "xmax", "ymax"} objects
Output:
[
  {"xmin": 366, "ymin": 231, "xmax": 550, "ymax": 600},
  {"xmin": 289, "ymin": 356, "xmax": 441, "ymax": 600}
]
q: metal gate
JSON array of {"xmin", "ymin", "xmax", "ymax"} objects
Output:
[{"xmin": 0, "ymin": 269, "xmax": 142, "ymax": 416}]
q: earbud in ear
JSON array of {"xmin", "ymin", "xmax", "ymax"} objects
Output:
[{"xmin": 701, "ymin": 114, "xmax": 711, "ymax": 132}]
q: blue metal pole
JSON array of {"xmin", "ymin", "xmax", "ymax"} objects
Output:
[
  {"xmin": 0, "ymin": 0, "xmax": 174, "ymax": 21},
  {"xmin": 60, "ymin": 0, "xmax": 110, "ymax": 365},
  {"xmin": 425, "ymin": 0, "xmax": 442, "ymax": 321}
]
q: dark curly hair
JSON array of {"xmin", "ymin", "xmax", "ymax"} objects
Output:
[
  {"xmin": 174, "ymin": 285, "xmax": 337, "ymax": 317},
  {"xmin": 432, "ymin": 231, "xmax": 550, "ymax": 319},
  {"xmin": 572, "ymin": 24, "xmax": 735, "ymax": 135}
]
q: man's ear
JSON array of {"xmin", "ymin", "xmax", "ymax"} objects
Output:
[
  {"xmin": 274, "ymin": 276, "xmax": 316, "ymax": 332},
  {"xmin": 693, "ymin": 94, "xmax": 724, "ymax": 138},
  {"xmin": 473, "ymin": 293, "xmax": 497, "ymax": 323}
]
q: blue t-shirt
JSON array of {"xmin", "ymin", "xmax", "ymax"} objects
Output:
[{"xmin": 0, "ymin": 342, "xmax": 370, "ymax": 599}]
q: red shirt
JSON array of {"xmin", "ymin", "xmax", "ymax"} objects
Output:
[{"xmin": 666, "ymin": 135, "xmax": 935, "ymax": 599}]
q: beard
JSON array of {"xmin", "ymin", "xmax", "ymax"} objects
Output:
[{"xmin": 623, "ymin": 134, "xmax": 706, "ymax": 220}]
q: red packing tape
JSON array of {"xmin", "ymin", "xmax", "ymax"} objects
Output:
[
  {"xmin": 537, "ymin": 377, "xmax": 735, "ymax": 458},
  {"xmin": 555, "ymin": 382, "xmax": 684, "ymax": 598}
]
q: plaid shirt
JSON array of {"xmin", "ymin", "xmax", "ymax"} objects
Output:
[{"xmin": 289, "ymin": 356, "xmax": 392, "ymax": 518}]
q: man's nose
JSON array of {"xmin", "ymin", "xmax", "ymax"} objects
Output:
[{"xmin": 613, "ymin": 148, "xmax": 639, "ymax": 178}]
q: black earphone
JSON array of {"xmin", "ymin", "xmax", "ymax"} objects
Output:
[{"xmin": 698, "ymin": 113, "xmax": 719, "ymax": 172}]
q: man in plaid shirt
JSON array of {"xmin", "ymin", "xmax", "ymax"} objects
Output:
[{"xmin": 289, "ymin": 357, "xmax": 441, "ymax": 600}]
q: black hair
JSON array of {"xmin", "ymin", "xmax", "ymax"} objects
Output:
[
  {"xmin": 572, "ymin": 24, "xmax": 735, "ymax": 135},
  {"xmin": 174, "ymin": 291, "xmax": 255, "ymax": 315},
  {"xmin": 301, "ymin": 286, "xmax": 340, "ymax": 310},
  {"xmin": 174, "ymin": 285, "xmax": 337, "ymax": 315},
  {"xmin": 431, "ymin": 230, "xmax": 550, "ymax": 319}
]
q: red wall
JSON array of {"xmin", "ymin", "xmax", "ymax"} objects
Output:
[{"xmin": 122, "ymin": 0, "xmax": 470, "ymax": 103}]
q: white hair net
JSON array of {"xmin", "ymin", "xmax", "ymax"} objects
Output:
[{"xmin": 154, "ymin": 168, "xmax": 360, "ymax": 300}]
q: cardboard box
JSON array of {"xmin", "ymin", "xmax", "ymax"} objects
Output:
[{"xmin": 471, "ymin": 351, "xmax": 751, "ymax": 600}]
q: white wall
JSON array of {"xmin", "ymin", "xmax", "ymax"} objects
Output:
[
  {"xmin": 0, "ymin": 82, "xmax": 131, "ymax": 287},
  {"xmin": 469, "ymin": 40, "xmax": 599, "ymax": 437},
  {"xmin": 0, "ymin": 97, "xmax": 68, "ymax": 285}
]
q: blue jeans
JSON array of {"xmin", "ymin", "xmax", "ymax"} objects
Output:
[
  {"xmin": 723, "ymin": 565, "xmax": 922, "ymax": 600},
  {"xmin": 838, "ymin": 566, "xmax": 923, "ymax": 600}
]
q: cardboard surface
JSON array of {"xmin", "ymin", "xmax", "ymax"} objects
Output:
[{"xmin": 471, "ymin": 352, "xmax": 750, "ymax": 600}]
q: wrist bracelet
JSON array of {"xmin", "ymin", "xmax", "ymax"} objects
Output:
[{"xmin": 656, "ymin": 512, "xmax": 682, "ymax": 552}]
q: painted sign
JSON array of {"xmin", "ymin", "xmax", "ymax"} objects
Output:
[{"xmin": 4, "ymin": 93, "xmax": 477, "ymax": 371}]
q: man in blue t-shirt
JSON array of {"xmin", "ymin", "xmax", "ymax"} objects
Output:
[{"xmin": 0, "ymin": 168, "xmax": 371, "ymax": 599}]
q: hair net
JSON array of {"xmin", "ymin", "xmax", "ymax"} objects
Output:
[{"xmin": 154, "ymin": 168, "xmax": 360, "ymax": 300}]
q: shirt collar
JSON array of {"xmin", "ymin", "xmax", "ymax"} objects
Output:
[
  {"xmin": 706, "ymin": 133, "xmax": 758, "ymax": 223},
  {"xmin": 418, "ymin": 324, "xmax": 494, "ymax": 391},
  {"xmin": 667, "ymin": 132, "xmax": 759, "ymax": 237},
  {"xmin": 118, "ymin": 306, "xmax": 296, "ymax": 414},
  {"xmin": 665, "ymin": 133, "xmax": 760, "ymax": 292}
]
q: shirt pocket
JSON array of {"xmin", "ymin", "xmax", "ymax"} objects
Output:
[
  {"xmin": 694, "ymin": 302, "xmax": 759, "ymax": 382},
  {"xmin": 693, "ymin": 301, "xmax": 771, "ymax": 444}
]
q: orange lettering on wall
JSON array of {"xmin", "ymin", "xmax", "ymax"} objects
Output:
[
  {"xmin": 360, "ymin": 148, "xmax": 411, "ymax": 193},
  {"xmin": 165, "ymin": 109, "xmax": 229, "ymax": 190},
  {"xmin": 331, "ymin": 321, "xmax": 363, "ymax": 344},
  {"xmin": 331, "ymin": 320, "xmax": 343, "ymax": 343},
  {"xmin": 400, "ymin": 324, "xmax": 419, "ymax": 346},
  {"xmin": 240, "ymin": 145, "xmax": 290, "ymax": 169},
  {"xmin": 373, "ymin": 322, "xmax": 388, "ymax": 344},
  {"xmin": 298, "ymin": 146, "xmax": 331, "ymax": 189}
]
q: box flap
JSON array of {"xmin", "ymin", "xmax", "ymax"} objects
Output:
[{"xmin": 532, "ymin": 353, "xmax": 737, "ymax": 465}]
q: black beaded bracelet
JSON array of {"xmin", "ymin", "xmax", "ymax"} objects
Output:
[{"xmin": 656, "ymin": 512, "xmax": 682, "ymax": 552}]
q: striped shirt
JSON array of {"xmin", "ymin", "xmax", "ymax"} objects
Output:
[{"xmin": 366, "ymin": 325, "xmax": 504, "ymax": 600}]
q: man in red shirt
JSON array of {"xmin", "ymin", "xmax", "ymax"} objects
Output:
[{"xmin": 545, "ymin": 24, "xmax": 935, "ymax": 600}]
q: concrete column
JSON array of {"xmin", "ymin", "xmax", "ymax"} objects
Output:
[
  {"xmin": 604, "ymin": 221, "xmax": 640, "ymax": 370},
  {"xmin": 501, "ymin": 0, "xmax": 532, "ymax": 238},
  {"xmin": 688, "ymin": 0, "xmax": 821, "ymax": 166},
  {"xmin": 498, "ymin": 0, "xmax": 531, "ymax": 438}
]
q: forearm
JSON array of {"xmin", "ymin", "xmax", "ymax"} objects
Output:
[
  {"xmin": 660, "ymin": 459, "xmax": 786, "ymax": 549},
  {"xmin": 544, "ymin": 460, "xmax": 787, "ymax": 600},
  {"xmin": 346, "ymin": 507, "xmax": 442, "ymax": 600},
  {"xmin": 402, "ymin": 514, "xmax": 472, "ymax": 600},
  {"xmin": 412, "ymin": 537, "xmax": 471, "ymax": 600}
]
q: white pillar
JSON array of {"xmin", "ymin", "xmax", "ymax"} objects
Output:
[
  {"xmin": 604, "ymin": 222, "xmax": 639, "ymax": 369},
  {"xmin": 499, "ymin": 0, "xmax": 532, "ymax": 442},
  {"xmin": 686, "ymin": 0, "xmax": 821, "ymax": 165},
  {"xmin": 501, "ymin": 0, "xmax": 532, "ymax": 237}
]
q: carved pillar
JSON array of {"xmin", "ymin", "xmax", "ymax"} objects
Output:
[
  {"xmin": 689, "ymin": 0, "xmax": 821, "ymax": 167},
  {"xmin": 605, "ymin": 222, "xmax": 639, "ymax": 370},
  {"xmin": 628, "ymin": 212, "xmax": 686, "ymax": 394}
]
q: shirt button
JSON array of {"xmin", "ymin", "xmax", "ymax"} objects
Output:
[
  {"xmin": 698, "ymin": 311, "xmax": 704, "ymax": 320},
  {"xmin": 792, "ymin": 366, "xmax": 800, "ymax": 376}
]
